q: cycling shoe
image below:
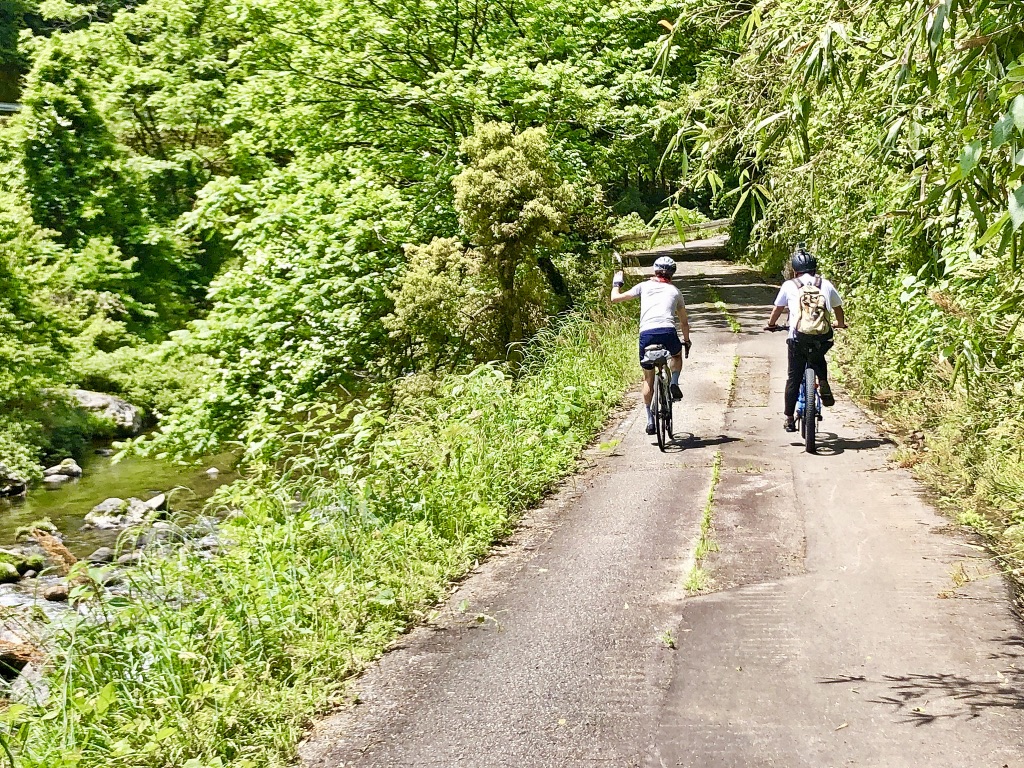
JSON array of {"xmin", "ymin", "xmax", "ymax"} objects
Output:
[
  {"xmin": 784, "ymin": 418, "xmax": 797, "ymax": 433},
  {"xmin": 819, "ymin": 380, "xmax": 835, "ymax": 407},
  {"xmin": 646, "ymin": 422, "xmax": 657, "ymax": 435}
]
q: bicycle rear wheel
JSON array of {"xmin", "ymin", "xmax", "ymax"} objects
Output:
[
  {"xmin": 803, "ymin": 367, "xmax": 817, "ymax": 454},
  {"xmin": 652, "ymin": 374, "xmax": 666, "ymax": 451}
]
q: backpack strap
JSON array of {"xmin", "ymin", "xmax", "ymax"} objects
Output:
[{"xmin": 814, "ymin": 276, "xmax": 822, "ymax": 288}]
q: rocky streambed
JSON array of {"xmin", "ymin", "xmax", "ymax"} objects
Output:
[{"xmin": 0, "ymin": 439, "xmax": 238, "ymax": 696}]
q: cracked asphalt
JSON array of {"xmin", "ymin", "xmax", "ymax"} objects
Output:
[{"xmin": 300, "ymin": 253, "xmax": 1024, "ymax": 768}]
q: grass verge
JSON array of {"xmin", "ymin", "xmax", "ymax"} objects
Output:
[
  {"xmin": 6, "ymin": 311, "xmax": 638, "ymax": 768},
  {"xmin": 685, "ymin": 449, "xmax": 722, "ymax": 594},
  {"xmin": 834, "ymin": 342, "xmax": 1024, "ymax": 599}
]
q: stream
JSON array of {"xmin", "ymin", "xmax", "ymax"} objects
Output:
[{"xmin": 0, "ymin": 447, "xmax": 236, "ymax": 557}]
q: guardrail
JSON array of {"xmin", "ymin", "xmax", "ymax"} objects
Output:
[
  {"xmin": 611, "ymin": 217, "xmax": 732, "ymax": 245},
  {"xmin": 0, "ymin": 103, "xmax": 21, "ymax": 114}
]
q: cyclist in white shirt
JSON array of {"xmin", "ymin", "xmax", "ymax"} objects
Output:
[
  {"xmin": 611, "ymin": 256, "xmax": 692, "ymax": 435},
  {"xmin": 765, "ymin": 245, "xmax": 847, "ymax": 432}
]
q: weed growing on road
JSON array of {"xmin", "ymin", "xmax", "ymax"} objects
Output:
[
  {"xmin": 706, "ymin": 286, "xmax": 741, "ymax": 334},
  {"xmin": 658, "ymin": 629, "xmax": 677, "ymax": 649},
  {"xmin": 686, "ymin": 450, "xmax": 722, "ymax": 594}
]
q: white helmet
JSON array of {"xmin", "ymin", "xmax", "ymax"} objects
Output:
[{"xmin": 653, "ymin": 256, "xmax": 676, "ymax": 276}]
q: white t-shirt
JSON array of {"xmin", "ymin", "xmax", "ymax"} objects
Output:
[
  {"xmin": 625, "ymin": 279, "xmax": 685, "ymax": 333},
  {"xmin": 773, "ymin": 274, "xmax": 842, "ymax": 339}
]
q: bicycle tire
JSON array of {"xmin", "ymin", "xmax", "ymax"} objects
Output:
[
  {"xmin": 652, "ymin": 373, "xmax": 666, "ymax": 451},
  {"xmin": 803, "ymin": 366, "xmax": 817, "ymax": 454},
  {"xmin": 659, "ymin": 371, "xmax": 673, "ymax": 448}
]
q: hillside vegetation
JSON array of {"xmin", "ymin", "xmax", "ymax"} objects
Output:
[
  {"xmin": 658, "ymin": 0, "xmax": 1024, "ymax": 581},
  {"xmin": 3, "ymin": 0, "xmax": 1024, "ymax": 765}
]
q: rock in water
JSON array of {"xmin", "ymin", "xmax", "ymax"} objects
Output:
[
  {"xmin": 86, "ymin": 547, "xmax": 114, "ymax": 564},
  {"xmin": 143, "ymin": 493, "xmax": 167, "ymax": 512},
  {"xmin": 84, "ymin": 497, "xmax": 152, "ymax": 529},
  {"xmin": 69, "ymin": 389, "xmax": 144, "ymax": 435},
  {"xmin": 43, "ymin": 458, "xmax": 83, "ymax": 478},
  {"xmin": 42, "ymin": 584, "xmax": 69, "ymax": 602},
  {"xmin": 41, "ymin": 474, "xmax": 70, "ymax": 488},
  {"xmin": 0, "ymin": 564, "xmax": 20, "ymax": 584},
  {"xmin": 0, "ymin": 464, "xmax": 27, "ymax": 497}
]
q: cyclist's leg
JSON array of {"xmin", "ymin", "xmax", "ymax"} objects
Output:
[
  {"xmin": 784, "ymin": 338, "xmax": 805, "ymax": 424},
  {"xmin": 642, "ymin": 367, "xmax": 656, "ymax": 432},
  {"xmin": 668, "ymin": 353, "xmax": 683, "ymax": 400},
  {"xmin": 811, "ymin": 339, "xmax": 834, "ymax": 405}
]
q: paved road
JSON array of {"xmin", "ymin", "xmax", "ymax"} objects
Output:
[{"xmin": 300, "ymin": 257, "xmax": 1024, "ymax": 767}]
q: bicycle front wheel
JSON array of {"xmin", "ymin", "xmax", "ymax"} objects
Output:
[{"xmin": 803, "ymin": 367, "xmax": 817, "ymax": 454}]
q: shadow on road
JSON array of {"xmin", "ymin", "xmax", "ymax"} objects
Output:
[
  {"xmin": 800, "ymin": 434, "xmax": 895, "ymax": 456},
  {"xmin": 819, "ymin": 663, "xmax": 1024, "ymax": 725},
  {"xmin": 658, "ymin": 433, "xmax": 741, "ymax": 452}
]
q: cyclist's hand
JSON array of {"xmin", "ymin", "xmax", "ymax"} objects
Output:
[
  {"xmin": 612, "ymin": 270, "xmax": 624, "ymax": 288},
  {"xmin": 683, "ymin": 339, "xmax": 692, "ymax": 358}
]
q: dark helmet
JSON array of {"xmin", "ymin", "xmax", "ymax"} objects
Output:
[
  {"xmin": 653, "ymin": 255, "xmax": 677, "ymax": 276},
  {"xmin": 791, "ymin": 243, "xmax": 817, "ymax": 275}
]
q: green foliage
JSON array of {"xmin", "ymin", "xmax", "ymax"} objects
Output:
[
  {"xmin": 666, "ymin": 0, "xmax": 1024, "ymax": 572},
  {"xmin": 9, "ymin": 312, "xmax": 636, "ymax": 768}
]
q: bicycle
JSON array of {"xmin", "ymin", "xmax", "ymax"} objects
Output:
[
  {"xmin": 765, "ymin": 325, "xmax": 824, "ymax": 454},
  {"xmin": 641, "ymin": 341, "xmax": 691, "ymax": 452}
]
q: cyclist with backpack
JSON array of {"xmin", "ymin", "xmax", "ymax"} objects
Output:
[
  {"xmin": 611, "ymin": 255, "xmax": 692, "ymax": 435},
  {"xmin": 765, "ymin": 245, "xmax": 846, "ymax": 433}
]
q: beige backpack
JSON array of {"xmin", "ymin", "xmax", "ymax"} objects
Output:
[{"xmin": 793, "ymin": 277, "xmax": 832, "ymax": 337}]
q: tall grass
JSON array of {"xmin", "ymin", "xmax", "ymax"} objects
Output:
[{"xmin": 7, "ymin": 312, "xmax": 637, "ymax": 768}]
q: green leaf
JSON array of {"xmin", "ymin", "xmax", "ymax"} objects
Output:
[
  {"xmin": 1010, "ymin": 185, "xmax": 1024, "ymax": 231},
  {"xmin": 1012, "ymin": 95, "xmax": 1024, "ymax": 134},
  {"xmin": 94, "ymin": 682, "xmax": 117, "ymax": 717},
  {"xmin": 959, "ymin": 141, "xmax": 983, "ymax": 174},
  {"xmin": 992, "ymin": 112, "xmax": 1015, "ymax": 148},
  {"xmin": 977, "ymin": 211, "xmax": 1010, "ymax": 247}
]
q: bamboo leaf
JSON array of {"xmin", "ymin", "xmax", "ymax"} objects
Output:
[
  {"xmin": 1010, "ymin": 185, "xmax": 1024, "ymax": 231},
  {"xmin": 959, "ymin": 140, "xmax": 983, "ymax": 174},
  {"xmin": 977, "ymin": 211, "xmax": 1010, "ymax": 247},
  {"xmin": 1012, "ymin": 95, "xmax": 1024, "ymax": 134},
  {"xmin": 992, "ymin": 112, "xmax": 1015, "ymax": 149}
]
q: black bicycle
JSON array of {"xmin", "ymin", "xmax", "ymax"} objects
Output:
[
  {"xmin": 766, "ymin": 325, "xmax": 824, "ymax": 454},
  {"xmin": 642, "ymin": 341, "xmax": 691, "ymax": 452},
  {"xmin": 643, "ymin": 345, "xmax": 674, "ymax": 451}
]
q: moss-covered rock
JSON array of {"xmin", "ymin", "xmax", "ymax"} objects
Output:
[
  {"xmin": 0, "ymin": 562, "xmax": 21, "ymax": 583},
  {"xmin": 0, "ymin": 549, "xmax": 46, "ymax": 575}
]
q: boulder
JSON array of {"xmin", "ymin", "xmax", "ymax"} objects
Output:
[
  {"xmin": 42, "ymin": 584, "xmax": 69, "ymax": 602},
  {"xmin": 117, "ymin": 551, "xmax": 143, "ymax": 566},
  {"xmin": 0, "ymin": 564, "xmax": 20, "ymax": 584},
  {"xmin": 83, "ymin": 497, "xmax": 151, "ymax": 529},
  {"xmin": 95, "ymin": 448, "xmax": 114, "ymax": 457},
  {"xmin": 0, "ymin": 549, "xmax": 45, "ymax": 576},
  {"xmin": 86, "ymin": 547, "xmax": 114, "ymax": 564},
  {"xmin": 69, "ymin": 389, "xmax": 144, "ymax": 435},
  {"xmin": 9, "ymin": 661, "xmax": 49, "ymax": 707},
  {"xmin": 41, "ymin": 474, "xmax": 70, "ymax": 489},
  {"xmin": 0, "ymin": 464, "xmax": 27, "ymax": 497},
  {"xmin": 43, "ymin": 458, "xmax": 83, "ymax": 478},
  {"xmin": 143, "ymin": 493, "xmax": 167, "ymax": 512},
  {"xmin": 22, "ymin": 571, "xmax": 36, "ymax": 580}
]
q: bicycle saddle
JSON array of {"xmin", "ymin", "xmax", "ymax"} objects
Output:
[{"xmin": 642, "ymin": 345, "xmax": 671, "ymax": 364}]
